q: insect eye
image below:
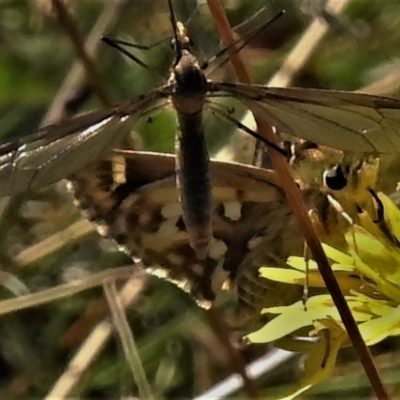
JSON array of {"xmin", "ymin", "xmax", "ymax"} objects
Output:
[{"xmin": 323, "ymin": 165, "xmax": 348, "ymax": 191}]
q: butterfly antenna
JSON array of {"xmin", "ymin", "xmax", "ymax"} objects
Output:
[{"xmin": 205, "ymin": 10, "xmax": 285, "ymax": 73}]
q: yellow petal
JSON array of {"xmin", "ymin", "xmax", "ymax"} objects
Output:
[
  {"xmin": 287, "ymin": 256, "xmax": 354, "ymax": 272},
  {"xmin": 330, "ymin": 263, "xmax": 355, "ymax": 272},
  {"xmin": 378, "ymin": 192, "xmax": 400, "ymax": 242},
  {"xmin": 346, "ymin": 224, "xmax": 400, "ymax": 291},
  {"xmin": 359, "ymin": 306, "xmax": 400, "ymax": 345},
  {"xmin": 287, "ymin": 257, "xmax": 319, "ymax": 271},
  {"xmin": 259, "ymin": 267, "xmax": 327, "ymax": 287},
  {"xmin": 246, "ymin": 308, "xmax": 328, "ymax": 343},
  {"xmin": 259, "ymin": 267, "xmax": 305, "ymax": 285},
  {"xmin": 358, "ymin": 210, "xmax": 387, "ymax": 241},
  {"xmin": 274, "ymin": 319, "xmax": 347, "ymax": 400},
  {"xmin": 248, "ymin": 296, "xmax": 343, "ymax": 343},
  {"xmin": 321, "ymin": 244, "xmax": 354, "ymax": 266}
]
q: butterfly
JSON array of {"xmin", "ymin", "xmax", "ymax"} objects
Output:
[
  {"xmin": 69, "ymin": 148, "xmax": 355, "ymax": 325},
  {"xmin": 1, "ymin": 0, "xmax": 400, "ymax": 303}
]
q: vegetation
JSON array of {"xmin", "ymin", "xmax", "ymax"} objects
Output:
[{"xmin": 1, "ymin": 0, "xmax": 400, "ymax": 398}]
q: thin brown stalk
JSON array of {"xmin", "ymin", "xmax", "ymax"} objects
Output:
[
  {"xmin": 44, "ymin": 0, "xmax": 129, "ymax": 125},
  {"xmin": 43, "ymin": 271, "xmax": 146, "ymax": 400},
  {"xmin": 51, "ymin": 0, "xmax": 112, "ymax": 107},
  {"xmin": 104, "ymin": 281, "xmax": 155, "ymax": 400},
  {"xmin": 206, "ymin": 307, "xmax": 260, "ymax": 399},
  {"xmin": 0, "ymin": 266, "xmax": 135, "ymax": 317},
  {"xmin": 14, "ymin": 219, "xmax": 94, "ymax": 268}
]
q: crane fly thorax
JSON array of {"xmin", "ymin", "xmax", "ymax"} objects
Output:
[{"xmin": 169, "ymin": 51, "xmax": 207, "ymax": 115}]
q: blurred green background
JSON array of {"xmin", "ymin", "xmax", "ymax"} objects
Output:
[{"xmin": 1, "ymin": 0, "xmax": 400, "ymax": 398}]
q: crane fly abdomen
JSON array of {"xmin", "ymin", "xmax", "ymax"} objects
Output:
[
  {"xmin": 170, "ymin": 49, "xmax": 212, "ymax": 260},
  {"xmin": 175, "ymin": 111, "xmax": 212, "ymax": 260}
]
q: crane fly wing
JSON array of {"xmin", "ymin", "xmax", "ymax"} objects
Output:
[
  {"xmin": 6, "ymin": 116, "xmax": 133, "ymax": 196},
  {"xmin": 0, "ymin": 90, "xmax": 165, "ymax": 197},
  {"xmin": 210, "ymin": 83, "xmax": 400, "ymax": 153}
]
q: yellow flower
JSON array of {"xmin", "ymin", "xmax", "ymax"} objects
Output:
[{"xmin": 245, "ymin": 189, "xmax": 400, "ymax": 399}]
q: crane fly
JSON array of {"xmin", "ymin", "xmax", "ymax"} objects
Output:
[{"xmin": 1, "ymin": 1, "xmax": 400, "ymax": 264}]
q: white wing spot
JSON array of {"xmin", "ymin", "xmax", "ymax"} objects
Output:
[
  {"xmin": 161, "ymin": 202, "xmax": 182, "ymax": 219},
  {"xmin": 208, "ymin": 238, "xmax": 228, "ymax": 260},
  {"xmin": 157, "ymin": 219, "xmax": 180, "ymax": 235},
  {"xmin": 223, "ymin": 201, "xmax": 242, "ymax": 221}
]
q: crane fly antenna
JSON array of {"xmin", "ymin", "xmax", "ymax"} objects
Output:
[
  {"xmin": 101, "ymin": 36, "xmax": 165, "ymax": 81},
  {"xmin": 101, "ymin": 36, "xmax": 168, "ymax": 51},
  {"xmin": 101, "ymin": 36, "xmax": 150, "ymax": 70},
  {"xmin": 168, "ymin": 0, "xmax": 182, "ymax": 61}
]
